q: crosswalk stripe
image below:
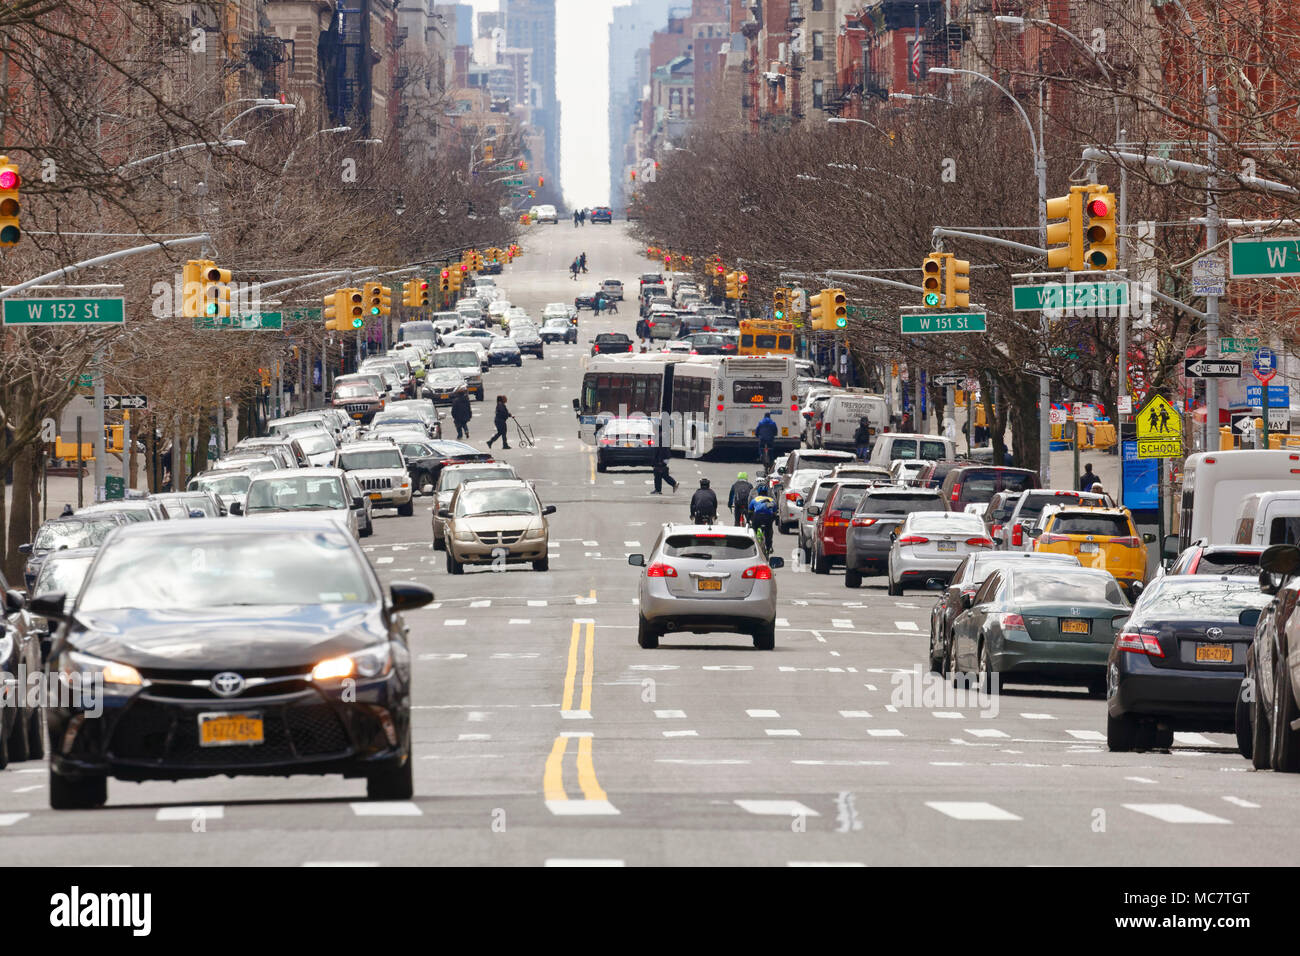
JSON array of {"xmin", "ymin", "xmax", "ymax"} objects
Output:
[
  {"xmin": 735, "ymin": 799, "xmax": 820, "ymax": 816},
  {"xmin": 0, "ymin": 813, "xmax": 30, "ymax": 826},
  {"xmin": 654, "ymin": 710, "xmax": 687, "ymax": 719},
  {"xmin": 350, "ymin": 802, "xmax": 422, "ymax": 817},
  {"xmin": 1173, "ymin": 732, "xmax": 1217, "ymax": 747},
  {"xmin": 1222, "ymin": 796, "xmax": 1260, "ymax": 809},
  {"xmin": 1066, "ymin": 729, "xmax": 1105, "ymax": 741},
  {"xmin": 966, "ymin": 728, "xmax": 1009, "ymax": 738},
  {"xmin": 746, "ymin": 709, "xmax": 780, "ymax": 718},
  {"xmin": 894, "ymin": 621, "xmax": 919, "ymax": 631},
  {"xmin": 926, "ymin": 801, "xmax": 1021, "ymax": 821},
  {"xmin": 1122, "ymin": 803, "xmax": 1231, "ymax": 824},
  {"xmin": 156, "ymin": 805, "xmax": 224, "ymax": 821},
  {"xmin": 866, "ymin": 729, "xmax": 904, "ymax": 737}
]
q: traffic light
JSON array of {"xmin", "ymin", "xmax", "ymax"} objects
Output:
[
  {"xmin": 922, "ymin": 253, "xmax": 944, "ymax": 308},
  {"xmin": 181, "ymin": 260, "xmax": 204, "ymax": 318},
  {"xmin": 773, "ymin": 287, "xmax": 789, "ymax": 320},
  {"xmin": 538, "ymin": 176, "xmax": 544, "ymax": 188},
  {"xmin": 809, "ymin": 289, "xmax": 828, "ymax": 330},
  {"xmin": 725, "ymin": 271, "xmax": 739, "ymax": 300},
  {"xmin": 828, "ymin": 289, "xmax": 847, "ymax": 328},
  {"xmin": 201, "ymin": 261, "xmax": 231, "ymax": 319},
  {"xmin": 1045, "ymin": 186, "xmax": 1087, "ymax": 271},
  {"xmin": 519, "ymin": 161, "xmax": 528, "ymax": 171},
  {"xmin": 347, "ymin": 288, "xmax": 365, "ymax": 328},
  {"xmin": 0, "ymin": 156, "xmax": 19, "ymax": 247},
  {"xmin": 379, "ymin": 284, "xmax": 392, "ymax": 315},
  {"xmin": 365, "ymin": 281, "xmax": 383, "ymax": 317},
  {"xmin": 484, "ymin": 143, "xmax": 494, "ymax": 161},
  {"xmin": 401, "ymin": 280, "xmax": 415, "ymax": 307},
  {"xmin": 738, "ymin": 272, "xmax": 749, "ymax": 302},
  {"xmin": 1084, "ymin": 186, "xmax": 1117, "ymax": 270},
  {"xmin": 324, "ymin": 289, "xmax": 348, "ymax": 331},
  {"xmin": 439, "ymin": 269, "xmax": 451, "ymax": 293},
  {"xmin": 416, "ymin": 279, "xmax": 429, "ymax": 307},
  {"xmin": 944, "ymin": 257, "xmax": 970, "ymax": 309}
]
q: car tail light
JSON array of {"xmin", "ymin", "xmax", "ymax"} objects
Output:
[
  {"xmin": 1011, "ymin": 523, "xmax": 1023, "ymax": 546},
  {"xmin": 785, "ymin": 492, "xmax": 801, "ymax": 501},
  {"xmin": 647, "ymin": 438, "xmax": 655, "ymax": 446},
  {"xmin": 950, "ymin": 483, "xmax": 962, "ymax": 503},
  {"xmin": 1116, "ymin": 630, "xmax": 1163, "ymax": 657},
  {"xmin": 600, "ymin": 438, "xmax": 614, "ymax": 445},
  {"xmin": 645, "ymin": 563, "xmax": 677, "ymax": 577},
  {"xmin": 826, "ymin": 518, "xmax": 848, "ymax": 528},
  {"xmin": 1112, "ymin": 536, "xmax": 1142, "ymax": 548},
  {"xmin": 1037, "ymin": 533, "xmax": 1066, "ymax": 545},
  {"xmin": 690, "ymin": 350, "xmax": 698, "ymax": 354},
  {"xmin": 593, "ymin": 345, "xmax": 600, "ymax": 352},
  {"xmin": 647, "ymin": 321, "xmax": 655, "ymax": 327},
  {"xmin": 898, "ymin": 535, "xmax": 929, "ymax": 545},
  {"xmin": 742, "ymin": 565, "xmax": 772, "ymax": 580},
  {"xmin": 991, "ymin": 524, "xmax": 1003, "ymax": 538},
  {"xmin": 998, "ymin": 613, "xmax": 1027, "ymax": 630},
  {"xmin": 965, "ymin": 536, "xmax": 994, "ymax": 548},
  {"xmin": 851, "ymin": 517, "xmax": 877, "ymax": 527}
]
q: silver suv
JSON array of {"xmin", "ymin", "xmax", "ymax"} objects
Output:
[
  {"xmin": 629, "ymin": 524, "xmax": 784, "ymax": 650},
  {"xmin": 334, "ymin": 440, "xmax": 414, "ymax": 516}
]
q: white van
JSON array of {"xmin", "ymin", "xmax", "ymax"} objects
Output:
[
  {"xmin": 1178, "ymin": 450, "xmax": 1300, "ymax": 550},
  {"xmin": 869, "ymin": 432, "xmax": 957, "ymax": 463},
  {"xmin": 819, "ymin": 391, "xmax": 889, "ymax": 452},
  {"xmin": 1233, "ymin": 490, "xmax": 1300, "ymax": 545}
]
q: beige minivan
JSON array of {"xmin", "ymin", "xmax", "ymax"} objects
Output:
[{"xmin": 439, "ymin": 479, "xmax": 555, "ymax": 573}]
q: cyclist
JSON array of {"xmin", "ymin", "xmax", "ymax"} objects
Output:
[
  {"xmin": 728, "ymin": 471, "xmax": 753, "ymax": 526},
  {"xmin": 755, "ymin": 412, "xmax": 778, "ymax": 470},
  {"xmin": 689, "ymin": 478, "xmax": 718, "ymax": 525},
  {"xmin": 746, "ymin": 479, "xmax": 777, "ymax": 559}
]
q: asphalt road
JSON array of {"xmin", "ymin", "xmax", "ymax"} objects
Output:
[{"xmin": 1, "ymin": 221, "xmax": 1292, "ymax": 866}]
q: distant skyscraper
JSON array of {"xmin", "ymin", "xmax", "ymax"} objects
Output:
[
  {"xmin": 608, "ymin": 0, "xmax": 673, "ymax": 212},
  {"xmin": 502, "ymin": 0, "xmax": 559, "ymax": 199},
  {"xmin": 453, "ymin": 4, "xmax": 473, "ymax": 46}
]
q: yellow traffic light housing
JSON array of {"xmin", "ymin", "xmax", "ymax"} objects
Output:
[
  {"xmin": 829, "ymin": 289, "xmax": 847, "ymax": 328},
  {"xmin": 0, "ymin": 156, "xmax": 20, "ymax": 247},
  {"xmin": 1045, "ymin": 186, "xmax": 1087, "ymax": 271},
  {"xmin": 324, "ymin": 289, "xmax": 350, "ymax": 331},
  {"xmin": 922, "ymin": 253, "xmax": 944, "ymax": 308},
  {"xmin": 725, "ymin": 271, "xmax": 739, "ymax": 300},
  {"xmin": 773, "ymin": 287, "xmax": 789, "ymax": 320},
  {"xmin": 364, "ymin": 281, "xmax": 383, "ymax": 317},
  {"xmin": 401, "ymin": 280, "xmax": 414, "ymax": 307},
  {"xmin": 944, "ymin": 257, "xmax": 970, "ymax": 309},
  {"xmin": 809, "ymin": 290, "xmax": 828, "ymax": 330},
  {"xmin": 439, "ymin": 269, "xmax": 451, "ymax": 293},
  {"xmin": 416, "ymin": 279, "xmax": 429, "ymax": 307},
  {"xmin": 379, "ymin": 284, "xmax": 392, "ymax": 316},
  {"xmin": 347, "ymin": 288, "xmax": 366, "ymax": 328},
  {"xmin": 182, "ymin": 260, "xmax": 205, "ymax": 318},
  {"xmin": 738, "ymin": 272, "xmax": 749, "ymax": 302},
  {"xmin": 1084, "ymin": 186, "xmax": 1117, "ymax": 270},
  {"xmin": 201, "ymin": 261, "xmax": 231, "ymax": 319}
]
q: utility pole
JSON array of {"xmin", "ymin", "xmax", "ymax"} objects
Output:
[
  {"xmin": 92, "ymin": 348, "xmax": 105, "ymax": 502},
  {"xmin": 1204, "ymin": 85, "xmax": 1221, "ymax": 452}
]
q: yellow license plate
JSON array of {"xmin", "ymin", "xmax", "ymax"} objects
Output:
[
  {"xmin": 697, "ymin": 579, "xmax": 722, "ymax": 591},
  {"xmin": 1060, "ymin": 619, "xmax": 1089, "ymax": 634},
  {"xmin": 1196, "ymin": 644, "xmax": 1233, "ymax": 663},
  {"xmin": 369, "ymin": 492, "xmax": 382, "ymax": 500},
  {"xmin": 198, "ymin": 713, "xmax": 264, "ymax": 747}
]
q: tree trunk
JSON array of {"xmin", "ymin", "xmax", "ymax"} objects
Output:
[
  {"xmin": 1001, "ymin": 375, "xmax": 1039, "ymax": 474},
  {"xmin": 4, "ymin": 443, "xmax": 35, "ymax": 584}
]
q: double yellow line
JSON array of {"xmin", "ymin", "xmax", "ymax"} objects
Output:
[{"xmin": 544, "ymin": 618, "xmax": 609, "ymax": 804}]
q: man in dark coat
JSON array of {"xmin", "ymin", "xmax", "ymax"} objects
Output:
[
  {"xmin": 486, "ymin": 395, "xmax": 512, "ymax": 449},
  {"xmin": 450, "ymin": 389, "xmax": 472, "ymax": 439}
]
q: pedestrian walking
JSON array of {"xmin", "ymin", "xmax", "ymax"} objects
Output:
[
  {"xmin": 450, "ymin": 389, "xmax": 472, "ymax": 440},
  {"xmin": 485, "ymin": 395, "xmax": 512, "ymax": 450},
  {"xmin": 594, "ymin": 294, "xmax": 605, "ymax": 316},
  {"xmin": 853, "ymin": 416, "xmax": 873, "ymax": 460},
  {"xmin": 651, "ymin": 445, "xmax": 677, "ymax": 494},
  {"xmin": 580, "ymin": 252, "xmax": 588, "ymax": 273},
  {"xmin": 574, "ymin": 210, "xmax": 580, "ymax": 228},
  {"xmin": 579, "ymin": 209, "xmax": 587, "ymax": 226},
  {"xmin": 569, "ymin": 259, "xmax": 580, "ymax": 280},
  {"xmin": 607, "ymin": 298, "xmax": 618, "ymax": 314},
  {"xmin": 636, "ymin": 317, "xmax": 650, "ymax": 347}
]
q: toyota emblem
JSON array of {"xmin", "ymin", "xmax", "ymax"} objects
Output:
[
  {"xmin": 210, "ymin": 671, "xmax": 245, "ymax": 697},
  {"xmin": 1206, "ymin": 627, "xmax": 1224, "ymax": 640}
]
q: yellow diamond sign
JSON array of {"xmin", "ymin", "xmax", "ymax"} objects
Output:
[{"xmin": 1136, "ymin": 394, "xmax": 1182, "ymax": 459}]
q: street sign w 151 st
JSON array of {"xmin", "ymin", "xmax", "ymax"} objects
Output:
[
  {"xmin": 900, "ymin": 312, "xmax": 987, "ymax": 334},
  {"xmin": 1184, "ymin": 358, "xmax": 1241, "ymax": 379}
]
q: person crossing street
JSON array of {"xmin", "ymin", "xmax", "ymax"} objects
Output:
[
  {"xmin": 450, "ymin": 388, "xmax": 472, "ymax": 439},
  {"xmin": 485, "ymin": 395, "xmax": 513, "ymax": 450}
]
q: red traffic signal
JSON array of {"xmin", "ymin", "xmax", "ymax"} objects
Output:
[
  {"xmin": 419, "ymin": 281, "xmax": 429, "ymax": 290},
  {"xmin": 440, "ymin": 269, "xmax": 450, "ymax": 279},
  {"xmin": 1086, "ymin": 195, "xmax": 1111, "ymax": 217},
  {"xmin": 739, "ymin": 272, "xmax": 748, "ymax": 283},
  {"xmin": 0, "ymin": 168, "xmax": 17, "ymax": 189},
  {"xmin": 459, "ymin": 263, "xmax": 468, "ymax": 272},
  {"xmin": 715, "ymin": 264, "xmax": 724, "ymax": 274}
]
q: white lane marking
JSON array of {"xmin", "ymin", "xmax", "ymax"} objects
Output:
[
  {"xmin": 0, "ymin": 813, "xmax": 30, "ymax": 826},
  {"xmin": 575, "ymin": 596, "xmax": 598, "ymax": 604},
  {"xmin": 832, "ymin": 619, "xmax": 853, "ymax": 628},
  {"xmin": 655, "ymin": 758, "xmax": 750, "ymax": 765},
  {"xmin": 788, "ymin": 861, "xmax": 866, "ymax": 867},
  {"xmin": 545, "ymin": 858, "xmax": 625, "ymax": 867},
  {"xmin": 884, "ymin": 704, "xmax": 898, "ymax": 713},
  {"xmin": 560, "ymin": 710, "xmax": 592, "ymax": 720},
  {"xmin": 1173, "ymin": 732, "xmax": 1218, "ymax": 747},
  {"xmin": 351, "ymin": 806, "xmax": 421, "ymax": 816},
  {"xmin": 1122, "ymin": 803, "xmax": 1231, "ymax": 824},
  {"xmin": 1222, "ymin": 796, "xmax": 1260, "ymax": 809},
  {"xmin": 490, "ymin": 652, "xmax": 540, "ymax": 659},
  {"xmin": 926, "ymin": 801, "xmax": 1021, "ymax": 821},
  {"xmin": 654, "ymin": 709, "xmax": 687, "ymax": 719},
  {"xmin": 735, "ymin": 799, "xmax": 821, "ymax": 817},
  {"xmin": 792, "ymin": 759, "xmax": 889, "ymax": 766},
  {"xmin": 1021, "ymin": 713, "xmax": 1056, "ymax": 720},
  {"xmin": 624, "ymin": 541, "xmax": 640, "ymax": 547},
  {"xmin": 546, "ymin": 800, "xmax": 620, "ymax": 816},
  {"xmin": 391, "ymin": 545, "xmax": 409, "ymax": 552},
  {"xmin": 1066, "ymin": 729, "xmax": 1105, "ymax": 741},
  {"xmin": 508, "ymin": 618, "xmax": 531, "ymax": 624},
  {"xmin": 469, "ymin": 600, "xmax": 491, "ymax": 608},
  {"xmin": 458, "ymin": 733, "xmax": 491, "ymax": 741},
  {"xmin": 866, "ymin": 729, "xmax": 904, "ymax": 737},
  {"xmin": 444, "ymin": 619, "xmax": 466, "ymax": 626},
  {"xmin": 776, "ymin": 617, "xmax": 790, "ymax": 627},
  {"xmin": 466, "ymin": 711, "xmax": 490, "ymax": 722},
  {"xmin": 839, "ymin": 710, "xmax": 872, "ymax": 718},
  {"xmin": 933, "ymin": 712, "xmax": 965, "ymax": 719},
  {"xmin": 966, "ymin": 728, "xmax": 1010, "ymax": 738},
  {"xmin": 11, "ymin": 785, "xmax": 43, "ymax": 793},
  {"xmin": 582, "ymin": 540, "xmax": 598, "ymax": 546},
  {"xmin": 303, "ymin": 861, "xmax": 378, "ymax": 867},
  {"xmin": 894, "ymin": 621, "xmax": 919, "ymax": 631},
  {"xmin": 663, "ymin": 730, "xmax": 699, "ymax": 737},
  {"xmin": 375, "ymin": 557, "xmax": 394, "ymax": 565},
  {"xmin": 612, "ymin": 480, "xmax": 625, "ymax": 485},
  {"xmin": 1125, "ymin": 776, "xmax": 1157, "ymax": 784},
  {"xmin": 746, "ymin": 709, "xmax": 780, "ymax": 718},
  {"xmin": 419, "ymin": 652, "xmax": 467, "ymax": 661},
  {"xmin": 931, "ymin": 761, "xmax": 969, "ymax": 766},
  {"xmin": 765, "ymin": 729, "xmax": 801, "ymax": 737},
  {"xmin": 156, "ymin": 806, "xmax": 224, "ymax": 821},
  {"xmin": 703, "ymin": 665, "xmax": 753, "ymax": 671},
  {"xmin": 528, "ymin": 600, "xmax": 548, "ymax": 606}
]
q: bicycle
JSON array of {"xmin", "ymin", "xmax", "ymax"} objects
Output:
[
  {"xmin": 752, "ymin": 524, "xmax": 771, "ymax": 561},
  {"xmin": 758, "ymin": 443, "xmax": 774, "ymax": 474},
  {"xmin": 691, "ymin": 510, "xmax": 717, "ymax": 525}
]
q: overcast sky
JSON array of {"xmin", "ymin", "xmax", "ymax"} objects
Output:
[{"xmin": 467, "ymin": 0, "xmax": 624, "ymax": 208}]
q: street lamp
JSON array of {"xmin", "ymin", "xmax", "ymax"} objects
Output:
[
  {"xmin": 827, "ymin": 116, "xmax": 893, "ymax": 136},
  {"xmin": 929, "ymin": 65, "xmax": 1053, "ymax": 485},
  {"xmin": 888, "ymin": 92, "xmax": 950, "ymax": 104},
  {"xmin": 219, "ymin": 101, "xmax": 296, "ymax": 137},
  {"xmin": 281, "ymin": 126, "xmax": 352, "ymax": 173},
  {"xmin": 120, "ymin": 140, "xmax": 247, "ymax": 171}
]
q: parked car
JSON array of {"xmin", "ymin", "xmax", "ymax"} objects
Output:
[
  {"xmin": 20, "ymin": 514, "xmax": 129, "ymax": 590},
  {"xmin": 628, "ymin": 524, "xmax": 784, "ymax": 650},
  {"xmin": 0, "ymin": 567, "xmax": 41, "ymax": 767}
]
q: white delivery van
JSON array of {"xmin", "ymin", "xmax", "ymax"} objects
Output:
[
  {"xmin": 819, "ymin": 391, "xmax": 889, "ymax": 452},
  {"xmin": 1233, "ymin": 490, "xmax": 1300, "ymax": 545},
  {"xmin": 1178, "ymin": 450, "xmax": 1300, "ymax": 550},
  {"xmin": 869, "ymin": 432, "xmax": 957, "ymax": 464}
]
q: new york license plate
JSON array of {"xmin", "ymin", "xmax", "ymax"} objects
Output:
[
  {"xmin": 1080, "ymin": 543, "xmax": 1099, "ymax": 553},
  {"xmin": 198, "ymin": 712, "xmax": 264, "ymax": 747},
  {"xmin": 1196, "ymin": 644, "xmax": 1233, "ymax": 663},
  {"xmin": 937, "ymin": 541, "xmax": 956, "ymax": 552},
  {"xmin": 697, "ymin": 579, "xmax": 722, "ymax": 591},
  {"xmin": 1060, "ymin": 619, "xmax": 1089, "ymax": 634}
]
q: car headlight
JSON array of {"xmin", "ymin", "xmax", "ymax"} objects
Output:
[
  {"xmin": 454, "ymin": 528, "xmax": 475, "ymax": 542},
  {"xmin": 524, "ymin": 527, "xmax": 545, "ymax": 540},
  {"xmin": 311, "ymin": 643, "xmax": 394, "ymax": 681},
  {"xmin": 60, "ymin": 649, "xmax": 144, "ymax": 688}
]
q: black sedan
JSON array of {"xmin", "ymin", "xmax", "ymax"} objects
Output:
[
  {"xmin": 1233, "ymin": 544, "xmax": 1300, "ymax": 769},
  {"xmin": 679, "ymin": 332, "xmax": 738, "ymax": 356},
  {"xmin": 33, "ymin": 517, "xmax": 434, "ymax": 809},
  {"xmin": 591, "ymin": 333, "xmax": 633, "ymax": 355},
  {"xmin": 20, "ymin": 513, "xmax": 128, "ymax": 591},
  {"xmin": 575, "ymin": 292, "xmax": 603, "ymax": 311},
  {"xmin": 0, "ymin": 568, "xmax": 42, "ymax": 768},
  {"xmin": 1106, "ymin": 574, "xmax": 1270, "ymax": 752},
  {"xmin": 402, "ymin": 439, "xmax": 494, "ymax": 492}
]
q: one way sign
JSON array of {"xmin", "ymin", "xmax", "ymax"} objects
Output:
[
  {"xmin": 1184, "ymin": 358, "xmax": 1242, "ymax": 379},
  {"xmin": 103, "ymin": 394, "xmax": 148, "ymax": 410}
]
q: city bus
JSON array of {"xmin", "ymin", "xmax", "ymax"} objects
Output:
[
  {"xmin": 577, "ymin": 354, "xmax": 799, "ymax": 458},
  {"xmin": 738, "ymin": 319, "xmax": 795, "ymax": 358}
]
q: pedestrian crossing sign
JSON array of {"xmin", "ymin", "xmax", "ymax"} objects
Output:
[{"xmin": 1136, "ymin": 394, "xmax": 1182, "ymax": 459}]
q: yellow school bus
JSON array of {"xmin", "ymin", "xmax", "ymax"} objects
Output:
[{"xmin": 738, "ymin": 319, "xmax": 795, "ymax": 358}]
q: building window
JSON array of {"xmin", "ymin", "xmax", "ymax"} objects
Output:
[
  {"xmin": 812, "ymin": 0, "xmax": 823, "ymax": 9},
  {"xmin": 812, "ymin": 31, "xmax": 824, "ymax": 62},
  {"xmin": 813, "ymin": 79, "xmax": 824, "ymax": 110}
]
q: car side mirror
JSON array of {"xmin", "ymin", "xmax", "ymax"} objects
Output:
[
  {"xmin": 628, "ymin": 554, "xmax": 645, "ymax": 567},
  {"xmin": 961, "ymin": 593, "xmax": 974, "ymax": 610},
  {"xmin": 1261, "ymin": 543, "xmax": 1300, "ymax": 577},
  {"xmin": 806, "ymin": 505, "xmax": 821, "ymax": 517},
  {"xmin": 230, "ymin": 502, "xmax": 243, "ymax": 515},
  {"xmin": 352, "ymin": 496, "xmax": 364, "ymax": 510},
  {"xmin": 924, "ymin": 578, "xmax": 946, "ymax": 590},
  {"xmin": 1026, "ymin": 526, "xmax": 1042, "ymax": 538},
  {"xmin": 777, "ymin": 466, "xmax": 786, "ymax": 476},
  {"xmin": 542, "ymin": 505, "xmax": 557, "ymax": 516},
  {"xmin": 1261, "ymin": 569, "xmax": 1282, "ymax": 596},
  {"xmin": 1142, "ymin": 533, "xmax": 1157, "ymax": 544},
  {"xmin": 572, "ymin": 398, "xmax": 580, "ymax": 412},
  {"xmin": 437, "ymin": 508, "xmax": 451, "ymax": 519},
  {"xmin": 889, "ymin": 531, "xmax": 898, "ymax": 542},
  {"xmin": 390, "ymin": 581, "xmax": 435, "ymax": 612},
  {"xmin": 1239, "ymin": 607, "xmax": 1262, "ymax": 629},
  {"xmin": 769, "ymin": 556, "xmax": 785, "ymax": 569},
  {"xmin": 1160, "ymin": 534, "xmax": 1181, "ymax": 561},
  {"xmin": 28, "ymin": 592, "xmax": 68, "ymax": 622},
  {"xmin": 18, "ymin": 543, "xmax": 31, "ymax": 555},
  {"xmin": 1128, "ymin": 581, "xmax": 1144, "ymax": 599},
  {"xmin": 5, "ymin": 589, "xmax": 26, "ymax": 613}
]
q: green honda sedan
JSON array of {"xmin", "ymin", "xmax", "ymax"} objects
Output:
[{"xmin": 950, "ymin": 565, "xmax": 1132, "ymax": 696}]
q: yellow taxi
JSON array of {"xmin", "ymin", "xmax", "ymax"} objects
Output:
[{"xmin": 1028, "ymin": 505, "xmax": 1154, "ymax": 597}]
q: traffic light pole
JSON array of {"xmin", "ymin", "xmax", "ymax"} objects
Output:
[{"xmin": 92, "ymin": 349, "xmax": 105, "ymax": 502}]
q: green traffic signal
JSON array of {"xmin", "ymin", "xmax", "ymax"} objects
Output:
[
  {"xmin": 205, "ymin": 302, "xmax": 218, "ymax": 315},
  {"xmin": 351, "ymin": 318, "xmax": 364, "ymax": 329},
  {"xmin": 836, "ymin": 317, "xmax": 847, "ymax": 328},
  {"xmin": 924, "ymin": 292, "xmax": 940, "ymax": 307},
  {"xmin": 774, "ymin": 309, "xmax": 784, "ymax": 319}
]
